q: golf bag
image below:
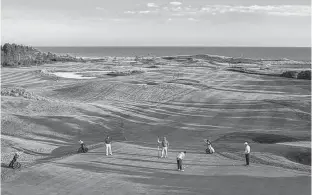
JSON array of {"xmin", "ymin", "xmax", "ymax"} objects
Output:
[
  {"xmin": 78, "ymin": 144, "xmax": 88, "ymax": 153},
  {"xmin": 205, "ymin": 145, "xmax": 215, "ymax": 154},
  {"xmin": 9, "ymin": 156, "xmax": 21, "ymax": 169}
]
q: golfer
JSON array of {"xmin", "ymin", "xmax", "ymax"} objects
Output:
[
  {"xmin": 105, "ymin": 136, "xmax": 112, "ymax": 156},
  {"xmin": 79, "ymin": 140, "xmax": 85, "ymax": 152},
  {"xmin": 158, "ymin": 137, "xmax": 169, "ymax": 158},
  {"xmin": 177, "ymin": 151, "xmax": 186, "ymax": 171},
  {"xmin": 244, "ymin": 142, "xmax": 251, "ymax": 165},
  {"xmin": 9, "ymin": 152, "xmax": 19, "ymax": 167}
]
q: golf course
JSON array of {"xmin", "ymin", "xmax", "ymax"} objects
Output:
[{"xmin": 1, "ymin": 54, "xmax": 311, "ymax": 195}]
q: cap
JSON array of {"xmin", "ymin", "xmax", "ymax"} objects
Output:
[{"xmin": 244, "ymin": 142, "xmax": 248, "ymax": 145}]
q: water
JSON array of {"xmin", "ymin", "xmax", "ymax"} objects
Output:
[{"xmin": 36, "ymin": 47, "xmax": 311, "ymax": 61}]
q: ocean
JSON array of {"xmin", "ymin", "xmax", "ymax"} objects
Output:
[{"xmin": 36, "ymin": 47, "xmax": 311, "ymax": 61}]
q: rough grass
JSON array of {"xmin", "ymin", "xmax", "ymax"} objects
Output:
[
  {"xmin": 0, "ymin": 87, "xmax": 42, "ymax": 100},
  {"xmin": 214, "ymin": 132, "xmax": 311, "ymax": 166},
  {"xmin": 220, "ymin": 151, "xmax": 310, "ymax": 172},
  {"xmin": 279, "ymin": 70, "xmax": 310, "ymax": 80},
  {"xmin": 146, "ymin": 65, "xmax": 160, "ymax": 68},
  {"xmin": 215, "ymin": 132, "xmax": 310, "ymax": 144},
  {"xmin": 107, "ymin": 69, "xmax": 145, "ymax": 76}
]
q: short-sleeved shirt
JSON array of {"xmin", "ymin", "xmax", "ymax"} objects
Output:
[
  {"xmin": 79, "ymin": 140, "xmax": 83, "ymax": 144},
  {"xmin": 105, "ymin": 137, "xmax": 112, "ymax": 144},
  {"xmin": 177, "ymin": 152, "xmax": 185, "ymax": 160},
  {"xmin": 162, "ymin": 140, "xmax": 169, "ymax": 147},
  {"xmin": 245, "ymin": 145, "xmax": 250, "ymax": 154}
]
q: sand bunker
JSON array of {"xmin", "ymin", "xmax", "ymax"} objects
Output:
[
  {"xmin": 52, "ymin": 72, "xmax": 96, "ymax": 79},
  {"xmin": 276, "ymin": 141, "xmax": 311, "ymax": 148}
]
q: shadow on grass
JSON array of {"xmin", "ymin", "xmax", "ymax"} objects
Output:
[
  {"xmin": 91, "ymin": 160, "xmax": 174, "ymax": 171},
  {"xmin": 52, "ymin": 161, "xmax": 311, "ymax": 195},
  {"xmin": 112, "ymin": 157, "xmax": 242, "ymax": 167},
  {"xmin": 11, "ymin": 147, "xmax": 51, "ymax": 157},
  {"xmin": 215, "ymin": 132, "xmax": 310, "ymax": 144}
]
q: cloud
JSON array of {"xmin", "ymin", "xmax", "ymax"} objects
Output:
[
  {"xmin": 199, "ymin": 5, "xmax": 311, "ymax": 16},
  {"xmin": 139, "ymin": 11, "xmax": 151, "ymax": 14},
  {"xmin": 171, "ymin": 7, "xmax": 182, "ymax": 12},
  {"xmin": 111, "ymin": 18, "xmax": 126, "ymax": 22},
  {"xmin": 124, "ymin": 11, "xmax": 136, "ymax": 14},
  {"xmin": 170, "ymin": 2, "xmax": 182, "ymax": 6},
  {"xmin": 187, "ymin": 18, "xmax": 199, "ymax": 21},
  {"xmin": 124, "ymin": 10, "xmax": 159, "ymax": 15},
  {"xmin": 123, "ymin": 4, "xmax": 310, "ymax": 19},
  {"xmin": 147, "ymin": 3, "xmax": 158, "ymax": 8},
  {"xmin": 172, "ymin": 13, "xmax": 184, "ymax": 16},
  {"xmin": 95, "ymin": 7, "xmax": 105, "ymax": 11}
]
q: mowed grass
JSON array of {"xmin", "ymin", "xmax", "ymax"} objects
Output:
[
  {"xmin": 1, "ymin": 143, "xmax": 310, "ymax": 195},
  {"xmin": 1, "ymin": 58, "xmax": 311, "ymax": 194}
]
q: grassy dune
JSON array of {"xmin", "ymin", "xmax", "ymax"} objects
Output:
[{"xmin": 1, "ymin": 55, "xmax": 311, "ymax": 194}]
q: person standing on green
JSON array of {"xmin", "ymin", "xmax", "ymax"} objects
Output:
[
  {"xmin": 177, "ymin": 151, "xmax": 186, "ymax": 171},
  {"xmin": 158, "ymin": 137, "xmax": 169, "ymax": 158},
  {"xmin": 105, "ymin": 136, "xmax": 112, "ymax": 156},
  {"xmin": 244, "ymin": 142, "xmax": 251, "ymax": 165}
]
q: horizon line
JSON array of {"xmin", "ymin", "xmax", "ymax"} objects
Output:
[{"xmin": 33, "ymin": 46, "xmax": 312, "ymax": 48}]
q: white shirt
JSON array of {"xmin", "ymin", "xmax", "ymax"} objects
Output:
[
  {"xmin": 177, "ymin": 152, "xmax": 185, "ymax": 160},
  {"xmin": 79, "ymin": 140, "xmax": 83, "ymax": 144},
  {"xmin": 245, "ymin": 145, "xmax": 250, "ymax": 154}
]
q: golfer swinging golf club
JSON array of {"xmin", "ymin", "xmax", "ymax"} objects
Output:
[
  {"xmin": 157, "ymin": 136, "xmax": 169, "ymax": 158},
  {"xmin": 177, "ymin": 151, "xmax": 186, "ymax": 171}
]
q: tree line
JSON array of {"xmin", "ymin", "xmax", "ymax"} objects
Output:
[{"xmin": 1, "ymin": 43, "xmax": 85, "ymax": 67}]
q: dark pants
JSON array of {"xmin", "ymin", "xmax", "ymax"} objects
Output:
[
  {"xmin": 9, "ymin": 156, "xmax": 17, "ymax": 167},
  {"xmin": 177, "ymin": 158, "xmax": 183, "ymax": 170},
  {"xmin": 245, "ymin": 153, "xmax": 250, "ymax": 165},
  {"xmin": 81, "ymin": 144, "xmax": 85, "ymax": 152}
]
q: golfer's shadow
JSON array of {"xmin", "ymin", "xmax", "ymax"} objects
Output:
[{"xmin": 116, "ymin": 157, "xmax": 176, "ymax": 165}]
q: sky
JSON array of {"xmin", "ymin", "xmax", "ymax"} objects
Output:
[{"xmin": 1, "ymin": 0, "xmax": 311, "ymax": 46}]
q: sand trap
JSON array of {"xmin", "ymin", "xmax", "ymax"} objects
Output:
[
  {"xmin": 52, "ymin": 72, "xmax": 96, "ymax": 79},
  {"xmin": 276, "ymin": 141, "xmax": 311, "ymax": 148}
]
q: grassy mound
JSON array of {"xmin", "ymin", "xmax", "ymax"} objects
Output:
[
  {"xmin": 107, "ymin": 70, "xmax": 145, "ymax": 76},
  {"xmin": 280, "ymin": 70, "xmax": 311, "ymax": 80},
  {"xmin": 214, "ymin": 132, "xmax": 311, "ymax": 166},
  {"xmin": 280, "ymin": 71, "xmax": 298, "ymax": 79},
  {"xmin": 215, "ymin": 132, "xmax": 309, "ymax": 144},
  {"xmin": 286, "ymin": 150, "xmax": 311, "ymax": 165},
  {"xmin": 146, "ymin": 65, "xmax": 160, "ymax": 68},
  {"xmin": 251, "ymin": 134, "xmax": 302, "ymax": 144},
  {"xmin": 297, "ymin": 70, "xmax": 311, "ymax": 80}
]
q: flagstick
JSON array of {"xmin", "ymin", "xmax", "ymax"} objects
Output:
[
  {"xmin": 158, "ymin": 146, "xmax": 160, "ymax": 158},
  {"xmin": 157, "ymin": 137, "xmax": 160, "ymax": 158}
]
